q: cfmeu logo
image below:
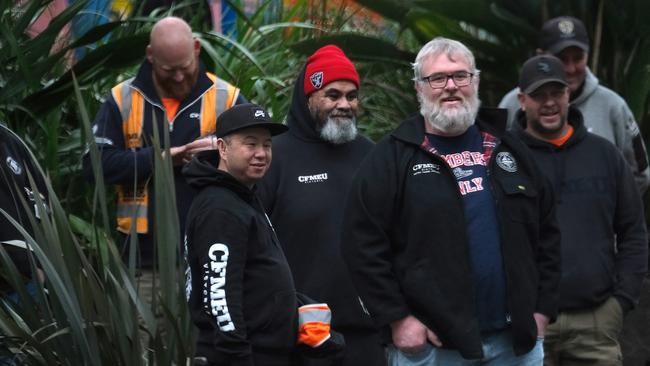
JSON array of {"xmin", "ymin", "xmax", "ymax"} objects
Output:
[
  {"xmin": 412, "ymin": 163, "xmax": 440, "ymax": 176},
  {"xmin": 298, "ymin": 173, "xmax": 328, "ymax": 184},
  {"xmin": 203, "ymin": 243, "xmax": 235, "ymax": 331}
]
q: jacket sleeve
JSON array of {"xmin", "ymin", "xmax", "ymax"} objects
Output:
[
  {"xmin": 188, "ymin": 206, "xmax": 254, "ymax": 366},
  {"xmin": 341, "ymin": 143, "xmax": 411, "ymax": 328},
  {"xmin": 613, "ymin": 102, "xmax": 650, "ymax": 194},
  {"xmin": 81, "ymin": 97, "xmax": 154, "ymax": 185},
  {"xmin": 612, "ymin": 150, "xmax": 648, "ymax": 311},
  {"xmin": 533, "ymin": 175, "xmax": 562, "ymax": 321},
  {"xmin": 0, "ymin": 128, "xmax": 50, "ymax": 284}
]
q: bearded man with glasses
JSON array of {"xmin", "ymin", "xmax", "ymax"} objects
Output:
[{"xmin": 341, "ymin": 37, "xmax": 561, "ymax": 366}]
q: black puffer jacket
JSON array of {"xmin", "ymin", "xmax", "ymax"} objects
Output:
[
  {"xmin": 342, "ymin": 109, "xmax": 561, "ymax": 359},
  {"xmin": 184, "ymin": 151, "xmax": 297, "ymax": 366}
]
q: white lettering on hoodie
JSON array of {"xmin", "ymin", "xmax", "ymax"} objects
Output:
[{"xmin": 204, "ymin": 243, "xmax": 235, "ymax": 331}]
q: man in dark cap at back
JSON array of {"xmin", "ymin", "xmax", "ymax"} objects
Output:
[{"xmin": 499, "ymin": 15, "xmax": 650, "ymax": 194}]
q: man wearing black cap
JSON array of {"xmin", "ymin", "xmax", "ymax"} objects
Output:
[
  {"xmin": 513, "ymin": 55, "xmax": 647, "ymax": 366},
  {"xmin": 182, "ymin": 103, "xmax": 298, "ymax": 365},
  {"xmin": 499, "ymin": 15, "xmax": 650, "ymax": 194}
]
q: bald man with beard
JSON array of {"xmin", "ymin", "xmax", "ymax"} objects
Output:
[{"xmin": 82, "ymin": 17, "xmax": 246, "ymax": 271}]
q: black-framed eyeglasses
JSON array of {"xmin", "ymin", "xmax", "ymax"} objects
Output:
[{"xmin": 420, "ymin": 71, "xmax": 474, "ymax": 89}]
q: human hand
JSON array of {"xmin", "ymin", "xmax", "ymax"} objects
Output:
[
  {"xmin": 533, "ymin": 312, "xmax": 549, "ymax": 337},
  {"xmin": 162, "ymin": 145, "xmax": 188, "ymax": 166},
  {"xmin": 390, "ymin": 315, "xmax": 442, "ymax": 354},
  {"xmin": 185, "ymin": 136, "xmax": 217, "ymax": 154},
  {"xmin": 180, "ymin": 136, "xmax": 217, "ymax": 164}
]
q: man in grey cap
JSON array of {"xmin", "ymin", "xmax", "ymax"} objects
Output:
[
  {"xmin": 512, "ymin": 55, "xmax": 647, "ymax": 366},
  {"xmin": 499, "ymin": 15, "xmax": 650, "ymax": 194}
]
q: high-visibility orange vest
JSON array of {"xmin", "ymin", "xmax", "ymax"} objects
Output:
[{"xmin": 111, "ymin": 73, "xmax": 239, "ymax": 234}]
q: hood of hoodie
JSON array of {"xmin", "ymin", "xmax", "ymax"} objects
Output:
[
  {"xmin": 513, "ymin": 106, "xmax": 587, "ymax": 205},
  {"xmin": 182, "ymin": 150, "xmax": 255, "ymax": 203},
  {"xmin": 571, "ymin": 67, "xmax": 599, "ymax": 106},
  {"xmin": 285, "ymin": 66, "xmax": 328, "ymax": 143},
  {"xmin": 513, "ymin": 106, "xmax": 587, "ymax": 149}
]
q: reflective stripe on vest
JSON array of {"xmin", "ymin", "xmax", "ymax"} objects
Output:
[
  {"xmin": 297, "ymin": 303, "xmax": 332, "ymax": 348},
  {"xmin": 111, "ymin": 73, "xmax": 239, "ymax": 234}
]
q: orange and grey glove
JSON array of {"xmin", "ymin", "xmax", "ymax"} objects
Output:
[{"xmin": 297, "ymin": 303, "xmax": 332, "ymax": 347}]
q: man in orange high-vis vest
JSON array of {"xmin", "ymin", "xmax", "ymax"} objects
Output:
[{"xmin": 82, "ymin": 16, "xmax": 246, "ymax": 270}]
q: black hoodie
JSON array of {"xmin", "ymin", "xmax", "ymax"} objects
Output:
[
  {"xmin": 257, "ymin": 68, "xmax": 375, "ymax": 333},
  {"xmin": 513, "ymin": 107, "xmax": 647, "ymax": 313},
  {"xmin": 183, "ymin": 151, "xmax": 297, "ymax": 366}
]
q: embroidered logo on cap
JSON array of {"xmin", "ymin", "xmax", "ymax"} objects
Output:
[
  {"xmin": 310, "ymin": 71, "xmax": 324, "ymax": 89},
  {"xmin": 6, "ymin": 156, "xmax": 22, "ymax": 175},
  {"xmin": 254, "ymin": 109, "xmax": 266, "ymax": 118},
  {"xmin": 496, "ymin": 152, "xmax": 517, "ymax": 172},
  {"xmin": 537, "ymin": 61, "xmax": 551, "ymax": 74},
  {"xmin": 558, "ymin": 20, "xmax": 574, "ymax": 36}
]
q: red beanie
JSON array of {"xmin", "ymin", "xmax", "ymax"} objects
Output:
[{"xmin": 304, "ymin": 45, "xmax": 360, "ymax": 95}]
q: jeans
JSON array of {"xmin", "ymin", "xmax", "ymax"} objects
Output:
[{"xmin": 387, "ymin": 329, "xmax": 544, "ymax": 366}]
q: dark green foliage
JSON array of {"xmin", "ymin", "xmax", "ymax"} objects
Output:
[{"xmin": 1, "ymin": 0, "xmax": 648, "ymax": 363}]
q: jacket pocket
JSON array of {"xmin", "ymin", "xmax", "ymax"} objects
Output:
[
  {"xmin": 500, "ymin": 178, "xmax": 538, "ymax": 224},
  {"xmin": 256, "ymin": 290, "xmax": 298, "ymax": 349}
]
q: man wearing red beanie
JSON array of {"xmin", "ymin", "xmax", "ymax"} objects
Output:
[{"xmin": 258, "ymin": 45, "xmax": 385, "ymax": 365}]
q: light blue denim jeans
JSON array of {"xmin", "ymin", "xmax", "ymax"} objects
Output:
[{"xmin": 387, "ymin": 330, "xmax": 544, "ymax": 366}]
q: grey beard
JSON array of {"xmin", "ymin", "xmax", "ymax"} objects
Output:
[
  {"xmin": 319, "ymin": 116, "xmax": 358, "ymax": 144},
  {"xmin": 420, "ymin": 93, "xmax": 481, "ymax": 136}
]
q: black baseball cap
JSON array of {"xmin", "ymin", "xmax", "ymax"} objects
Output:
[
  {"xmin": 519, "ymin": 55, "xmax": 568, "ymax": 94},
  {"xmin": 216, "ymin": 103, "xmax": 288, "ymax": 138},
  {"xmin": 539, "ymin": 16, "xmax": 589, "ymax": 55}
]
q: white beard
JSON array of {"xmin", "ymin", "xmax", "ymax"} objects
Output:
[
  {"xmin": 319, "ymin": 116, "xmax": 358, "ymax": 144},
  {"xmin": 419, "ymin": 90, "xmax": 481, "ymax": 136}
]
